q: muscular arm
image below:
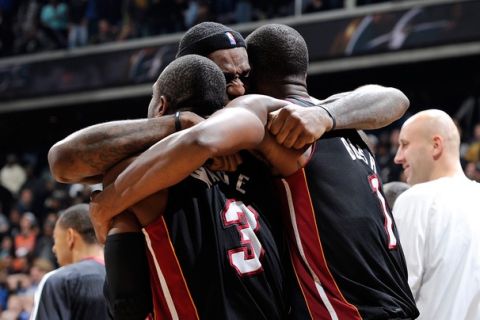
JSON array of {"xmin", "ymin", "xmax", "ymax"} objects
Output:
[
  {"xmin": 90, "ymin": 156, "xmax": 168, "ymax": 243},
  {"xmin": 321, "ymin": 84, "xmax": 409, "ymax": 130},
  {"xmin": 268, "ymin": 85, "xmax": 409, "ymax": 148},
  {"xmin": 48, "ymin": 112, "xmax": 202, "ymax": 184},
  {"xmin": 90, "ymin": 95, "xmax": 292, "ymax": 236}
]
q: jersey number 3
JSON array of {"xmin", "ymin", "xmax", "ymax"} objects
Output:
[
  {"xmin": 369, "ymin": 175, "xmax": 398, "ymax": 249},
  {"xmin": 222, "ymin": 200, "xmax": 264, "ymax": 276}
]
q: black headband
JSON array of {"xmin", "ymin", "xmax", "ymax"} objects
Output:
[{"xmin": 177, "ymin": 30, "xmax": 246, "ymax": 57}]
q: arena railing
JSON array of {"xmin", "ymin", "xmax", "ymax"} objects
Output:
[{"xmin": 0, "ymin": 0, "xmax": 478, "ymax": 113}]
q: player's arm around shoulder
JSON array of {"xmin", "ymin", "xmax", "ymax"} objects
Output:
[
  {"xmin": 325, "ymin": 84, "xmax": 409, "ymax": 130},
  {"xmin": 103, "ymin": 156, "xmax": 167, "ymax": 228},
  {"xmin": 48, "ymin": 113, "xmax": 201, "ymax": 184},
  {"xmin": 223, "ymin": 94, "xmax": 312, "ymax": 176},
  {"xmin": 191, "ymin": 95, "xmax": 287, "ymax": 156},
  {"xmin": 91, "ymin": 109, "xmax": 268, "ymax": 235},
  {"xmin": 225, "ymin": 94, "xmax": 291, "ymax": 124}
]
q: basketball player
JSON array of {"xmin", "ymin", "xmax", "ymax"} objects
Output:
[
  {"xmin": 91, "ymin": 24, "xmax": 419, "ymax": 319},
  {"xmin": 246, "ymin": 24, "xmax": 419, "ymax": 320},
  {"xmin": 103, "ymin": 54, "xmax": 291, "ymax": 319},
  {"xmin": 48, "ymin": 23, "xmax": 259, "ymax": 319}
]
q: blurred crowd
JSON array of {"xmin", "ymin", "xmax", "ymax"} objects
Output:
[
  {"xmin": 0, "ymin": 117, "xmax": 478, "ymax": 318},
  {"xmin": 0, "ymin": 0, "xmax": 394, "ymax": 57},
  {"xmin": 0, "ymin": 152, "xmax": 96, "ymax": 319}
]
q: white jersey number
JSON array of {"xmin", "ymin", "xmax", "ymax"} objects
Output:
[
  {"xmin": 368, "ymin": 175, "xmax": 398, "ymax": 249},
  {"xmin": 221, "ymin": 200, "xmax": 264, "ymax": 276}
]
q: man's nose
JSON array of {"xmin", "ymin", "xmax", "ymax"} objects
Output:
[
  {"xmin": 227, "ymin": 79, "xmax": 246, "ymax": 98},
  {"xmin": 393, "ymin": 149, "xmax": 403, "ymax": 164}
]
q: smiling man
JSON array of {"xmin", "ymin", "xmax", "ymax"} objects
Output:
[{"xmin": 394, "ymin": 109, "xmax": 480, "ymax": 320}]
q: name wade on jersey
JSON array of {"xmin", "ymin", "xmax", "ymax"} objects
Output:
[
  {"xmin": 340, "ymin": 136, "xmax": 377, "ymax": 173},
  {"xmin": 190, "ymin": 166, "xmax": 251, "ymax": 194}
]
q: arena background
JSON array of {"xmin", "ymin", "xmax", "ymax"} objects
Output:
[
  {"xmin": 0, "ymin": 0, "xmax": 480, "ymax": 316},
  {"xmin": 2, "ymin": 0, "xmax": 480, "ymax": 158}
]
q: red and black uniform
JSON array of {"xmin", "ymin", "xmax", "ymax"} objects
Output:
[
  {"xmin": 144, "ymin": 153, "xmax": 289, "ymax": 319},
  {"xmin": 278, "ymin": 98, "xmax": 419, "ymax": 320}
]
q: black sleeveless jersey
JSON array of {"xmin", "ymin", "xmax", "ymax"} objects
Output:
[
  {"xmin": 277, "ymin": 98, "xmax": 419, "ymax": 319},
  {"xmin": 143, "ymin": 152, "xmax": 289, "ymax": 319}
]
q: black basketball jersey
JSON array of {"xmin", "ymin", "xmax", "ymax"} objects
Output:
[
  {"xmin": 143, "ymin": 152, "xmax": 288, "ymax": 319},
  {"xmin": 277, "ymin": 98, "xmax": 419, "ymax": 319}
]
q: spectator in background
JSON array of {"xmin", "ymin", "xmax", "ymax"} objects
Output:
[
  {"xmin": 67, "ymin": 0, "xmax": 88, "ymax": 48},
  {"xmin": 16, "ymin": 188, "xmax": 34, "ymax": 214},
  {"xmin": 0, "ymin": 155, "xmax": 26, "ymax": 197},
  {"xmin": 40, "ymin": 0, "xmax": 69, "ymax": 49},
  {"xmin": 234, "ymin": 0, "xmax": 252, "ymax": 23},
  {"xmin": 26, "ymin": 259, "xmax": 54, "ymax": 296},
  {"xmin": 2, "ymin": 294, "xmax": 31, "ymax": 320},
  {"xmin": 30, "ymin": 203, "xmax": 107, "ymax": 320},
  {"xmin": 184, "ymin": 0, "xmax": 215, "ymax": 28},
  {"xmin": 12, "ymin": 212, "xmax": 38, "ymax": 273},
  {"xmin": 464, "ymin": 122, "xmax": 480, "ymax": 163},
  {"xmin": 194, "ymin": 0, "xmax": 214, "ymax": 25},
  {"xmin": 0, "ymin": 268, "xmax": 9, "ymax": 312},
  {"xmin": 382, "ymin": 181, "xmax": 409, "ymax": 209},
  {"xmin": 13, "ymin": 0, "xmax": 47, "ymax": 54},
  {"xmin": 393, "ymin": 109, "xmax": 480, "ymax": 320},
  {"xmin": 465, "ymin": 161, "xmax": 480, "ymax": 182},
  {"xmin": 95, "ymin": 0, "xmax": 122, "ymax": 43},
  {"xmin": 0, "ymin": 235, "xmax": 14, "ymax": 272},
  {"xmin": 33, "ymin": 213, "xmax": 58, "ymax": 268},
  {"xmin": 84, "ymin": 0, "xmax": 98, "ymax": 42},
  {"xmin": 7, "ymin": 208, "xmax": 21, "ymax": 238},
  {"xmin": 119, "ymin": 0, "xmax": 149, "ymax": 40},
  {"xmin": 1, "ymin": 258, "xmax": 53, "ymax": 319}
]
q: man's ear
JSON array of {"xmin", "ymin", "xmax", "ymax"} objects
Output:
[
  {"xmin": 67, "ymin": 228, "xmax": 75, "ymax": 250},
  {"xmin": 432, "ymin": 135, "xmax": 444, "ymax": 160},
  {"xmin": 154, "ymin": 95, "xmax": 169, "ymax": 117}
]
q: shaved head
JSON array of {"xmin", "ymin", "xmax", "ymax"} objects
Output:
[
  {"xmin": 394, "ymin": 109, "xmax": 463, "ymax": 185},
  {"xmin": 403, "ymin": 109, "xmax": 460, "ymax": 154}
]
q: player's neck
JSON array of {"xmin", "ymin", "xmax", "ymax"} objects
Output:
[
  {"xmin": 284, "ymin": 86, "xmax": 310, "ymax": 101},
  {"xmin": 72, "ymin": 244, "xmax": 104, "ymax": 263},
  {"xmin": 258, "ymin": 77, "xmax": 308, "ymax": 100}
]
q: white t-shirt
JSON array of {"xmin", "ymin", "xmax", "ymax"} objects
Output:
[{"xmin": 393, "ymin": 176, "xmax": 480, "ymax": 320}]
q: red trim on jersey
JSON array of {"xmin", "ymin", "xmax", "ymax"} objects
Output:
[
  {"xmin": 281, "ymin": 169, "xmax": 362, "ymax": 320},
  {"xmin": 144, "ymin": 216, "xmax": 199, "ymax": 320}
]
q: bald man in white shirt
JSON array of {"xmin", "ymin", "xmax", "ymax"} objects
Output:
[{"xmin": 393, "ymin": 109, "xmax": 480, "ymax": 320}]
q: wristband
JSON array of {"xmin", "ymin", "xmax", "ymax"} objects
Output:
[
  {"xmin": 317, "ymin": 105, "xmax": 336, "ymax": 131},
  {"xmin": 174, "ymin": 111, "xmax": 182, "ymax": 132}
]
